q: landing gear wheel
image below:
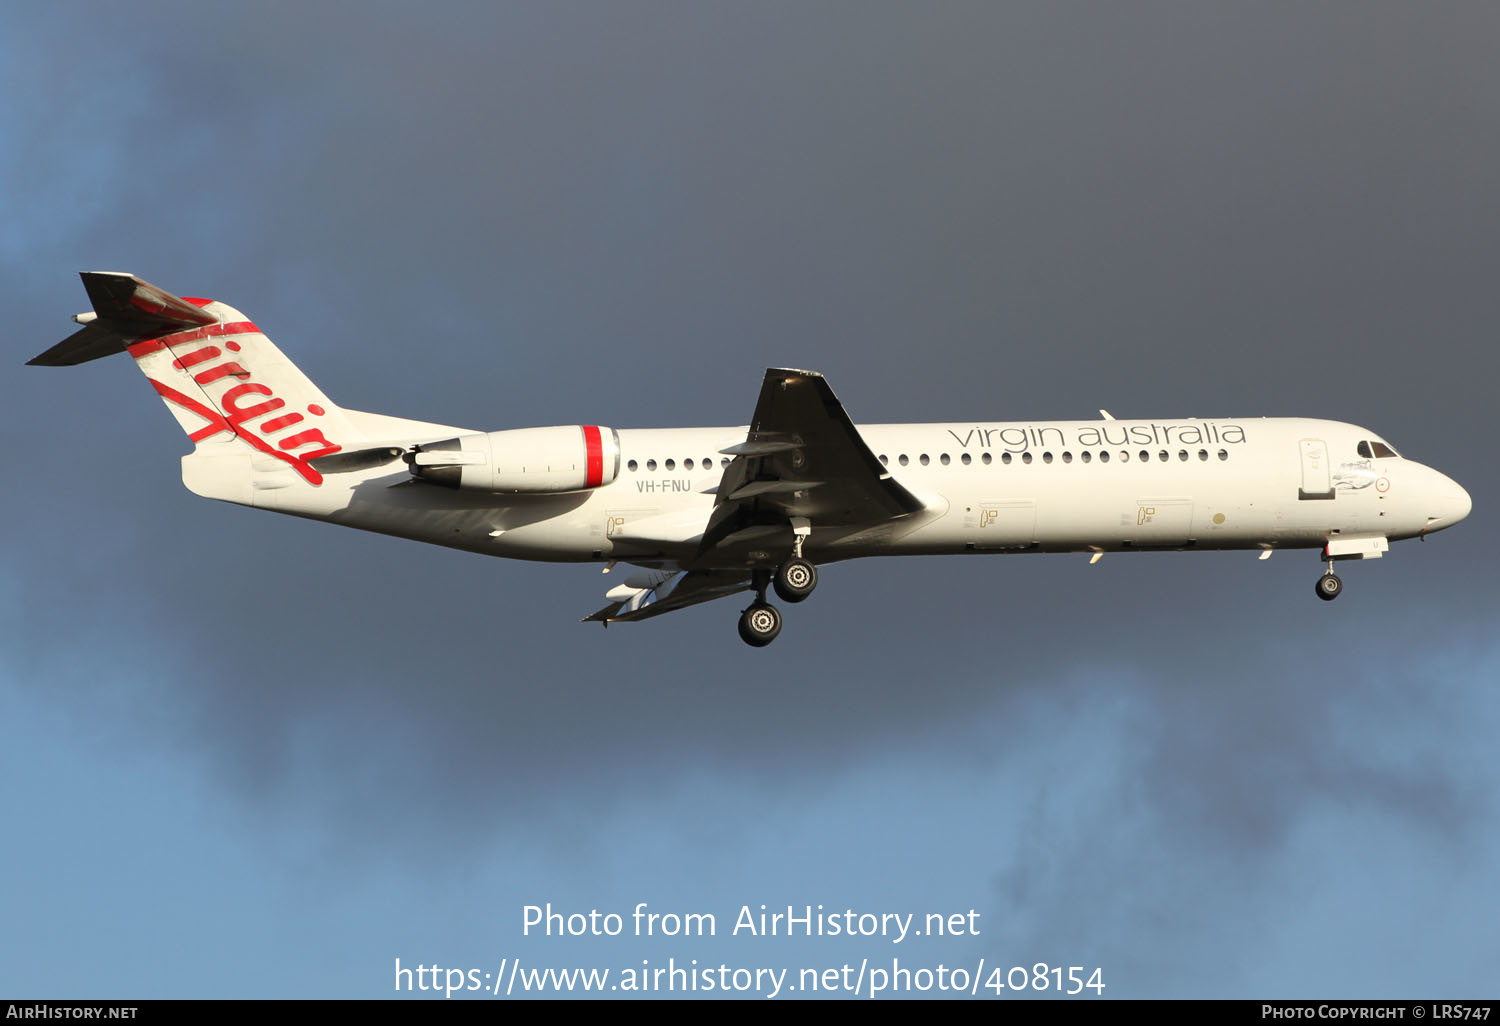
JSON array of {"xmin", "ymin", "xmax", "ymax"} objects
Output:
[
  {"xmin": 773, "ymin": 558, "xmax": 818, "ymax": 603},
  {"xmin": 1315, "ymin": 572, "xmax": 1343, "ymax": 601},
  {"xmin": 738, "ymin": 603, "xmax": 782, "ymax": 647}
]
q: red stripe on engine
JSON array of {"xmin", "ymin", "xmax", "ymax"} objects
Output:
[{"xmin": 583, "ymin": 425, "xmax": 603, "ymax": 488}]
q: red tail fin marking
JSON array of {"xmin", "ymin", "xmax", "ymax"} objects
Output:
[{"xmin": 136, "ymin": 323, "xmax": 342, "ymax": 485}]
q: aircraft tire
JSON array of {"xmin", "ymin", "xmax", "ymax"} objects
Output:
[
  {"xmin": 738, "ymin": 603, "xmax": 782, "ymax": 647},
  {"xmin": 773, "ymin": 558, "xmax": 818, "ymax": 604},
  {"xmin": 1315, "ymin": 572, "xmax": 1343, "ymax": 601}
]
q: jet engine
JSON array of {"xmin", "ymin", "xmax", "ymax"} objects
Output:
[{"xmin": 406, "ymin": 426, "xmax": 620, "ymax": 493}]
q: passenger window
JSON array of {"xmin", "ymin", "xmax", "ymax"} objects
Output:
[
  {"xmin": 684, "ymin": 458, "xmax": 694, "ymax": 470},
  {"xmin": 940, "ymin": 453, "xmax": 951, "ymax": 466},
  {"xmin": 1178, "ymin": 450, "xmax": 1188, "ymax": 461},
  {"xmin": 1042, "ymin": 452, "xmax": 1053, "ymax": 464},
  {"xmin": 898, "ymin": 454, "xmax": 909, "ymax": 466},
  {"xmin": 628, "ymin": 459, "xmax": 639, "ymax": 472},
  {"xmin": 646, "ymin": 459, "xmax": 657, "ymax": 471},
  {"xmin": 961, "ymin": 453, "xmax": 972, "ymax": 466},
  {"xmin": 982, "ymin": 453, "xmax": 992, "ymax": 465},
  {"xmin": 1139, "ymin": 450, "xmax": 1150, "ymax": 463},
  {"xmin": 1099, "ymin": 451, "xmax": 1110, "ymax": 463},
  {"xmin": 919, "ymin": 454, "xmax": 930, "ymax": 466},
  {"xmin": 1022, "ymin": 452, "xmax": 1034, "ymax": 464},
  {"xmin": 1198, "ymin": 449, "xmax": 1208, "ymax": 461},
  {"xmin": 1119, "ymin": 451, "xmax": 1130, "ymax": 462},
  {"xmin": 665, "ymin": 459, "xmax": 675, "ymax": 471},
  {"xmin": 1062, "ymin": 451, "xmax": 1073, "ymax": 463},
  {"xmin": 1002, "ymin": 453, "xmax": 1013, "ymax": 465},
  {"xmin": 1081, "ymin": 451, "xmax": 1092, "ymax": 463},
  {"xmin": 1158, "ymin": 450, "xmax": 1169, "ymax": 462},
  {"xmin": 880, "ymin": 454, "xmax": 888, "ymax": 465},
  {"xmin": 1218, "ymin": 449, "xmax": 1228, "ymax": 461}
]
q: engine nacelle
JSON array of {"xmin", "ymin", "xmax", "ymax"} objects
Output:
[{"xmin": 407, "ymin": 426, "xmax": 620, "ymax": 493}]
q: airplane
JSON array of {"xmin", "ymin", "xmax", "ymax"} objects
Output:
[{"xmin": 30, "ymin": 272, "xmax": 1473, "ymax": 647}]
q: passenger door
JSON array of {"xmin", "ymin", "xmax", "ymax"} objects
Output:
[{"xmin": 1298, "ymin": 438, "xmax": 1334, "ymax": 500}]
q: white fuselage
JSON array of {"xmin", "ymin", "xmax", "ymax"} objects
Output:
[
  {"xmin": 220, "ymin": 415, "xmax": 1470, "ymax": 570},
  {"xmin": 37, "ymin": 275, "xmax": 1473, "ymax": 642}
]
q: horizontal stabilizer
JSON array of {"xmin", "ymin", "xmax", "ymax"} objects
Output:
[
  {"xmin": 28, "ymin": 272, "xmax": 216, "ymax": 366},
  {"xmin": 27, "ymin": 322, "xmax": 133, "ymax": 367}
]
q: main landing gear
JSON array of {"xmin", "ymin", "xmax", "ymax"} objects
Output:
[
  {"xmin": 1315, "ymin": 559, "xmax": 1343, "ymax": 602},
  {"xmin": 738, "ymin": 527, "xmax": 819, "ymax": 647},
  {"xmin": 773, "ymin": 557, "xmax": 818, "ymax": 603},
  {"xmin": 738, "ymin": 567, "xmax": 785, "ymax": 647},
  {"xmin": 738, "ymin": 601, "xmax": 782, "ymax": 647}
]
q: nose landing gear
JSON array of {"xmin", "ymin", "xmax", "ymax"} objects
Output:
[{"xmin": 1315, "ymin": 557, "xmax": 1343, "ymax": 601}]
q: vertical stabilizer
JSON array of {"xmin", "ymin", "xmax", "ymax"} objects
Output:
[{"xmin": 31, "ymin": 272, "xmax": 364, "ymax": 487}]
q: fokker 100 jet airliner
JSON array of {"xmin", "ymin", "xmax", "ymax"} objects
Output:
[{"xmin": 31, "ymin": 273, "xmax": 1472, "ymax": 646}]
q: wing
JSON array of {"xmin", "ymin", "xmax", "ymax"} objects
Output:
[
  {"xmin": 698, "ymin": 368, "xmax": 924, "ymax": 554},
  {"xmin": 580, "ymin": 368, "xmax": 928, "ymax": 626},
  {"xmin": 582, "ymin": 569, "xmax": 753, "ymax": 624}
]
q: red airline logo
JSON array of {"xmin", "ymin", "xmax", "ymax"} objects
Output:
[{"xmin": 127, "ymin": 322, "xmax": 342, "ymax": 486}]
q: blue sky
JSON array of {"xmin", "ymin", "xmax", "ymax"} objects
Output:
[{"xmin": 3, "ymin": 2, "xmax": 1497, "ymax": 999}]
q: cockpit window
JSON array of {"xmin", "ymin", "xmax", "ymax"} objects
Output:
[{"xmin": 1358, "ymin": 440, "xmax": 1401, "ymax": 459}]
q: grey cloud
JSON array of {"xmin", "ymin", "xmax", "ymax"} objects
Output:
[{"xmin": 3, "ymin": 2, "xmax": 1498, "ymax": 994}]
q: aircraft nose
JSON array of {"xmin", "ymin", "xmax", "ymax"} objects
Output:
[{"xmin": 1427, "ymin": 472, "xmax": 1472, "ymax": 532}]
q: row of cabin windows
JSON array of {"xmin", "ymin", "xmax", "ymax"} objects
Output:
[
  {"xmin": 626, "ymin": 443, "xmax": 1394, "ymax": 474},
  {"xmin": 626, "ymin": 456, "xmax": 731, "ymax": 472},
  {"xmin": 880, "ymin": 449, "xmax": 1230, "ymax": 466},
  {"xmin": 623, "ymin": 450, "xmax": 1232, "ymax": 472}
]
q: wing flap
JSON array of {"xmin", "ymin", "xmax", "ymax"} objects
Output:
[
  {"xmin": 582, "ymin": 569, "xmax": 753, "ymax": 623},
  {"xmin": 725, "ymin": 479, "xmax": 824, "ymax": 500}
]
